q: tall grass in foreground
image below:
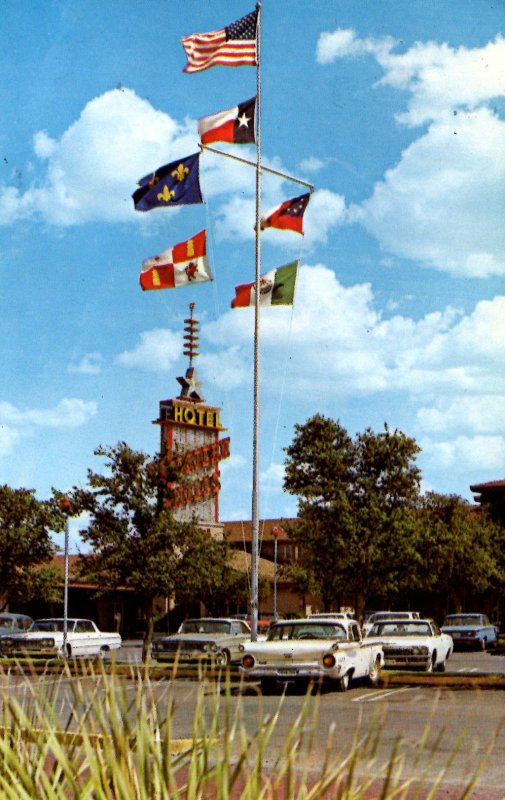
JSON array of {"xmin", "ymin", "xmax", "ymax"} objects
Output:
[{"xmin": 0, "ymin": 661, "xmax": 491, "ymax": 799}]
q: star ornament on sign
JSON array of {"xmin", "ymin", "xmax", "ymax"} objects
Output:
[{"xmin": 177, "ymin": 367, "xmax": 205, "ymax": 402}]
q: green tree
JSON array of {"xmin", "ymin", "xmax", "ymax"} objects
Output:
[
  {"xmin": 70, "ymin": 442, "xmax": 232, "ymax": 661},
  {"xmin": 172, "ymin": 530, "xmax": 252, "ymax": 616},
  {"xmin": 0, "ymin": 485, "xmax": 63, "ymax": 611},
  {"xmin": 283, "ymin": 415, "xmax": 422, "ymax": 618},
  {"xmin": 415, "ymin": 492, "xmax": 504, "ymax": 613}
]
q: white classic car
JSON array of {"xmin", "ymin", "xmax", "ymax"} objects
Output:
[
  {"xmin": 152, "ymin": 617, "xmax": 252, "ymax": 666},
  {"xmin": 362, "ymin": 610, "xmax": 420, "ymax": 637},
  {"xmin": 0, "ymin": 618, "xmax": 122, "ymax": 659},
  {"xmin": 364, "ymin": 618, "xmax": 453, "ymax": 672},
  {"xmin": 239, "ymin": 617, "xmax": 384, "ymax": 692}
]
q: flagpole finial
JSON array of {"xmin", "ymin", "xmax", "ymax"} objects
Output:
[
  {"xmin": 183, "ymin": 303, "xmax": 199, "ymax": 368},
  {"xmin": 177, "ymin": 303, "xmax": 205, "ymax": 403}
]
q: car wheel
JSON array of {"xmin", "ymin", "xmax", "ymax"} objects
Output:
[
  {"xmin": 336, "ymin": 672, "xmax": 350, "ymax": 692},
  {"xmin": 260, "ymin": 678, "xmax": 276, "ymax": 694},
  {"xmin": 425, "ymin": 654, "xmax": 435, "ymax": 673},
  {"xmin": 479, "ymin": 639, "xmax": 486, "ymax": 652},
  {"xmin": 368, "ymin": 657, "xmax": 382, "ymax": 686},
  {"xmin": 435, "ymin": 658, "xmax": 446, "ymax": 673},
  {"xmin": 97, "ymin": 645, "xmax": 109, "ymax": 660},
  {"xmin": 215, "ymin": 649, "xmax": 230, "ymax": 667}
]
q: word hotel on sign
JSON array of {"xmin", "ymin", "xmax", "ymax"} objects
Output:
[{"xmin": 173, "ymin": 403, "xmax": 224, "ymax": 429}]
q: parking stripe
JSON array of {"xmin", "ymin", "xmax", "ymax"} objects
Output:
[{"xmin": 352, "ymin": 687, "xmax": 413, "ymax": 703}]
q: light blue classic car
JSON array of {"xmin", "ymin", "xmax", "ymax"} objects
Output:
[
  {"xmin": 0, "ymin": 613, "xmax": 33, "ymax": 635},
  {"xmin": 441, "ymin": 613, "xmax": 499, "ymax": 651}
]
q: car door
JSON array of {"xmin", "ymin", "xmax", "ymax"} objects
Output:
[
  {"xmin": 344, "ymin": 623, "xmax": 368, "ymax": 677},
  {"xmin": 73, "ymin": 620, "xmax": 97, "ymax": 655}
]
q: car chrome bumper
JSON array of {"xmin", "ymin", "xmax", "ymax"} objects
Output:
[{"xmin": 240, "ymin": 664, "xmax": 342, "ymax": 681}]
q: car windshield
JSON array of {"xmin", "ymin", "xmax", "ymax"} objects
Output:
[
  {"xmin": 179, "ymin": 621, "xmax": 231, "ymax": 635},
  {"xmin": 0, "ymin": 617, "xmax": 16, "ymax": 629},
  {"xmin": 32, "ymin": 620, "xmax": 67, "ymax": 632},
  {"xmin": 371, "ymin": 613, "xmax": 411, "ymax": 622},
  {"xmin": 443, "ymin": 616, "xmax": 481, "ymax": 627},
  {"xmin": 267, "ymin": 623, "xmax": 347, "ymax": 641},
  {"xmin": 369, "ymin": 622, "xmax": 432, "ymax": 636}
]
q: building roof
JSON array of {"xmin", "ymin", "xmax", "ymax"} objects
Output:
[
  {"xmin": 470, "ymin": 479, "xmax": 505, "ymax": 494},
  {"xmin": 224, "ymin": 518, "xmax": 295, "ymax": 543},
  {"xmin": 228, "ymin": 549, "xmax": 276, "ymax": 579},
  {"xmin": 52, "ymin": 548, "xmax": 277, "ymax": 586}
]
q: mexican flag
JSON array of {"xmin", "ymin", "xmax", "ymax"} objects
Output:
[{"xmin": 231, "ymin": 261, "xmax": 298, "ymax": 308}]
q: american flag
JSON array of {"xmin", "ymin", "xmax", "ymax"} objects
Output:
[{"xmin": 181, "ymin": 10, "xmax": 258, "ymax": 73}]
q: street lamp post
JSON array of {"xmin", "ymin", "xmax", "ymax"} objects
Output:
[
  {"xmin": 60, "ymin": 499, "xmax": 73, "ymax": 660},
  {"xmin": 271, "ymin": 527, "xmax": 282, "ymax": 621}
]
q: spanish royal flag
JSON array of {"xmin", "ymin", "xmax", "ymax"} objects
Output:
[{"xmin": 139, "ymin": 230, "xmax": 212, "ymax": 291}]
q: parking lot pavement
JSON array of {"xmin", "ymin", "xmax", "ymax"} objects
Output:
[{"xmin": 117, "ymin": 641, "xmax": 143, "ymax": 663}]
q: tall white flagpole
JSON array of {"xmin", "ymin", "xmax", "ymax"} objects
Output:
[{"xmin": 250, "ymin": 1, "xmax": 262, "ymax": 642}]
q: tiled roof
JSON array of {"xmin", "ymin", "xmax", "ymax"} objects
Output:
[
  {"xmin": 229, "ymin": 549, "xmax": 276, "ymax": 579},
  {"xmin": 224, "ymin": 518, "xmax": 296, "ymax": 543},
  {"xmin": 470, "ymin": 479, "xmax": 505, "ymax": 493}
]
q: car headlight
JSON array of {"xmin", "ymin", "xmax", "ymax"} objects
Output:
[
  {"xmin": 242, "ymin": 654, "xmax": 255, "ymax": 669},
  {"xmin": 1, "ymin": 639, "xmax": 13, "ymax": 648},
  {"xmin": 40, "ymin": 639, "xmax": 55, "ymax": 648},
  {"xmin": 322, "ymin": 653, "xmax": 336, "ymax": 668}
]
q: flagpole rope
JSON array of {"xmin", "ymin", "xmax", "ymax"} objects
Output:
[
  {"xmin": 203, "ymin": 192, "xmax": 222, "ymax": 319},
  {"xmin": 199, "ymin": 144, "xmax": 315, "ymax": 192}
]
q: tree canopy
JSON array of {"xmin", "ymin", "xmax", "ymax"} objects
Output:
[
  {"xmin": 0, "ymin": 485, "xmax": 63, "ymax": 611},
  {"xmin": 70, "ymin": 442, "xmax": 238, "ymax": 659},
  {"xmin": 283, "ymin": 415, "xmax": 504, "ymax": 618},
  {"xmin": 414, "ymin": 492, "xmax": 504, "ymax": 613},
  {"xmin": 283, "ymin": 416, "xmax": 423, "ymax": 617}
]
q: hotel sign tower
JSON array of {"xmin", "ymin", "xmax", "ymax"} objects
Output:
[{"xmin": 154, "ymin": 303, "xmax": 230, "ymax": 539}]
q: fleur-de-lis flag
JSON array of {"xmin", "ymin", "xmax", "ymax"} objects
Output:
[{"xmin": 132, "ymin": 153, "xmax": 203, "ymax": 211}]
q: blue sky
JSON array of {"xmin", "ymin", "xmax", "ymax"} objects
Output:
[{"xmin": 1, "ymin": 1, "xmax": 504, "ymax": 551}]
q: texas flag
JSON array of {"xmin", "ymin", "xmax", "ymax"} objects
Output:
[
  {"xmin": 260, "ymin": 192, "xmax": 311, "ymax": 234},
  {"xmin": 139, "ymin": 230, "xmax": 212, "ymax": 291},
  {"xmin": 198, "ymin": 97, "xmax": 256, "ymax": 145}
]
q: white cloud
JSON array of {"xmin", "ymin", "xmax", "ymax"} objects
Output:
[
  {"xmin": 421, "ymin": 435, "xmax": 505, "ymax": 472},
  {"xmin": 200, "ymin": 349, "xmax": 252, "ymax": 391},
  {"xmin": 417, "ymin": 396, "xmax": 505, "ymax": 435},
  {"xmin": 316, "ymin": 29, "xmax": 505, "ymax": 125},
  {"xmin": 380, "ymin": 36, "xmax": 505, "ymax": 127},
  {"xmin": 204, "ymin": 265, "xmax": 505, "ymax": 405},
  {"xmin": 68, "ymin": 353, "xmax": 102, "ymax": 375},
  {"xmin": 351, "ymin": 109, "xmax": 505, "ymax": 277},
  {"xmin": 0, "ymin": 88, "xmax": 197, "ymax": 226},
  {"xmin": 219, "ymin": 453, "xmax": 247, "ymax": 476},
  {"xmin": 116, "ymin": 328, "xmax": 181, "ymax": 371},
  {"xmin": 316, "ymin": 28, "xmax": 395, "ymax": 64},
  {"xmin": 0, "ymin": 426, "xmax": 19, "ymax": 457},
  {"xmin": 317, "ymin": 31, "xmax": 505, "ymax": 277},
  {"xmin": 260, "ymin": 462, "xmax": 285, "ymax": 492},
  {"xmin": 0, "ymin": 398, "xmax": 97, "ymax": 428},
  {"xmin": 298, "ymin": 156, "xmax": 325, "ymax": 173},
  {"xmin": 0, "ymin": 88, "xmax": 346, "ymax": 250}
]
